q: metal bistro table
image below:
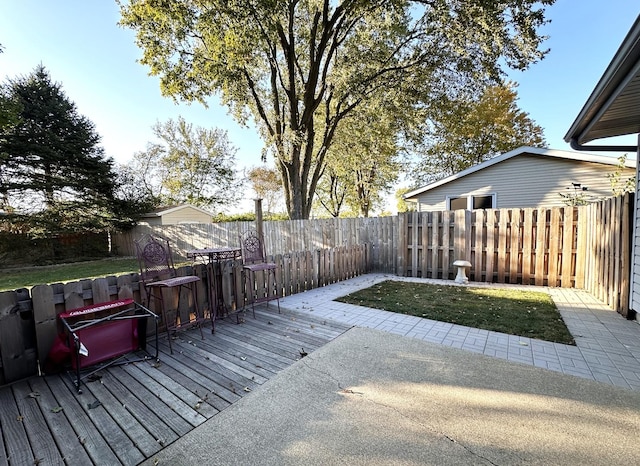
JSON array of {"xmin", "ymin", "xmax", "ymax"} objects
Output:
[{"xmin": 187, "ymin": 247, "xmax": 242, "ymax": 330}]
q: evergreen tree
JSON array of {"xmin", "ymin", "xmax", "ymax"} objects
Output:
[{"xmin": 0, "ymin": 65, "xmax": 126, "ymax": 233}]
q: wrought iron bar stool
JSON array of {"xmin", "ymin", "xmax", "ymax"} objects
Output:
[
  {"xmin": 239, "ymin": 229, "xmax": 280, "ymax": 317},
  {"xmin": 135, "ymin": 234, "xmax": 203, "ymax": 353}
]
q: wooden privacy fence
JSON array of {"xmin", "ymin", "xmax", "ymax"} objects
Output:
[
  {"xmin": 398, "ymin": 193, "xmax": 633, "ymax": 315},
  {"xmin": 0, "ymin": 244, "xmax": 370, "ymax": 385},
  {"xmin": 1, "ymin": 194, "xmax": 632, "ymax": 385},
  {"xmin": 112, "ymin": 216, "xmax": 398, "ymax": 273},
  {"xmin": 581, "ymin": 193, "xmax": 633, "ymax": 317},
  {"xmin": 399, "ymin": 207, "xmax": 585, "ymax": 286}
]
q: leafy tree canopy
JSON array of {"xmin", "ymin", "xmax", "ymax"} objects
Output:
[
  {"xmin": 395, "ymin": 187, "xmax": 414, "ymax": 213},
  {"xmin": 319, "ymin": 93, "xmax": 404, "ymax": 217},
  {"xmin": 412, "ymin": 81, "xmax": 547, "ymax": 185},
  {"xmin": 123, "ymin": 116, "xmax": 239, "ymax": 210},
  {"xmin": 119, "ymin": 0, "xmax": 555, "ymax": 219},
  {"xmin": 247, "ymin": 165, "xmax": 285, "ymax": 215}
]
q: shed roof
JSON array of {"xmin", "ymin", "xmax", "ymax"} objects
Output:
[
  {"xmin": 564, "ymin": 15, "xmax": 640, "ymax": 146},
  {"xmin": 404, "ymin": 146, "xmax": 635, "ymax": 199},
  {"xmin": 141, "ymin": 204, "xmax": 214, "ymax": 218}
]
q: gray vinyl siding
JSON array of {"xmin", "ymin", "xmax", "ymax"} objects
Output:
[
  {"xmin": 632, "ymin": 147, "xmax": 640, "ymax": 314},
  {"xmin": 413, "ymin": 155, "xmax": 635, "ymax": 211}
]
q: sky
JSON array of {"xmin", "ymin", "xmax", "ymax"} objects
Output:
[{"xmin": 1, "ymin": 1, "xmax": 639, "ymax": 211}]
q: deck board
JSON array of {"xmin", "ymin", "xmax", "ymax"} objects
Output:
[
  {"xmin": 0, "ymin": 385, "xmax": 35, "ymax": 465},
  {"xmin": 44, "ymin": 375, "xmax": 122, "ymax": 465},
  {"xmin": 12, "ymin": 380, "xmax": 65, "ymax": 465},
  {"xmin": 27, "ymin": 377, "xmax": 94, "ymax": 466},
  {"xmin": 119, "ymin": 365, "xmax": 212, "ymax": 428},
  {"xmin": 0, "ymin": 306, "xmax": 351, "ymax": 465}
]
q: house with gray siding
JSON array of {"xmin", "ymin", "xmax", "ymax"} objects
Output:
[{"xmin": 403, "ymin": 146, "xmax": 635, "ymax": 211}]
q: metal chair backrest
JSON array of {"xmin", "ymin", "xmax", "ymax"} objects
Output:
[
  {"xmin": 239, "ymin": 230, "xmax": 268, "ymax": 265},
  {"xmin": 135, "ymin": 234, "xmax": 177, "ymax": 282}
]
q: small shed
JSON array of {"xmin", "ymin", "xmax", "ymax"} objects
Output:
[
  {"xmin": 404, "ymin": 146, "xmax": 635, "ymax": 211},
  {"xmin": 139, "ymin": 204, "xmax": 214, "ymax": 225}
]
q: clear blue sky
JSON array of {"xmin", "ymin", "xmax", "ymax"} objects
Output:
[{"xmin": 1, "ymin": 0, "xmax": 638, "ymax": 170}]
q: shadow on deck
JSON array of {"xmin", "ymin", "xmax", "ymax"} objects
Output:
[{"xmin": 0, "ymin": 306, "xmax": 352, "ymax": 466}]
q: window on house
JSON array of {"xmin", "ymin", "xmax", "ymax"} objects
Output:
[
  {"xmin": 449, "ymin": 197, "xmax": 468, "ymax": 210},
  {"xmin": 447, "ymin": 194, "xmax": 496, "ymax": 210},
  {"xmin": 473, "ymin": 195, "xmax": 493, "ymax": 210}
]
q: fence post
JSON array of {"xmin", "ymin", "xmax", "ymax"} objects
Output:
[{"xmin": 254, "ymin": 198, "xmax": 264, "ymax": 240}]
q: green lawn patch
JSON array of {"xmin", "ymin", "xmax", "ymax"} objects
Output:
[
  {"xmin": 335, "ymin": 280, "xmax": 575, "ymax": 345},
  {"xmin": 0, "ymin": 257, "xmax": 141, "ymax": 292}
]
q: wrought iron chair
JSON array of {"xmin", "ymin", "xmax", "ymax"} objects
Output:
[
  {"xmin": 239, "ymin": 229, "xmax": 280, "ymax": 318},
  {"xmin": 135, "ymin": 234, "xmax": 205, "ymax": 353}
]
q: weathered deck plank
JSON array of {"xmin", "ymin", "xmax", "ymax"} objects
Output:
[
  {"xmin": 27, "ymin": 377, "xmax": 94, "ymax": 466},
  {"xmin": 0, "ymin": 306, "xmax": 351, "ymax": 465},
  {"xmin": 0, "ymin": 384, "xmax": 36, "ymax": 465},
  {"xmin": 44, "ymin": 376, "xmax": 122, "ymax": 465},
  {"xmin": 59, "ymin": 375, "xmax": 146, "ymax": 466},
  {"xmin": 216, "ymin": 321, "xmax": 316, "ymax": 358},
  {"xmin": 128, "ymin": 351, "xmax": 232, "ymax": 412},
  {"xmin": 208, "ymin": 328, "xmax": 298, "ymax": 368},
  {"xmin": 12, "ymin": 380, "xmax": 65, "ymax": 465},
  {"xmin": 118, "ymin": 364, "xmax": 212, "ymax": 428},
  {"xmin": 98, "ymin": 370, "xmax": 181, "ymax": 449}
]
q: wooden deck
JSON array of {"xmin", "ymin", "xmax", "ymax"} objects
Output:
[{"xmin": 0, "ymin": 307, "xmax": 352, "ymax": 466}]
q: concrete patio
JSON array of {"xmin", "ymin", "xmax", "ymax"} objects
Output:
[{"xmin": 144, "ymin": 274, "xmax": 640, "ymax": 465}]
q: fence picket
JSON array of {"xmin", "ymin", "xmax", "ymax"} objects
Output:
[
  {"xmin": 561, "ymin": 208, "xmax": 575, "ymax": 288},
  {"xmin": 0, "ymin": 291, "xmax": 37, "ymax": 383},
  {"xmin": 485, "ymin": 210, "xmax": 495, "ymax": 282},
  {"xmin": 497, "ymin": 210, "xmax": 507, "ymax": 282},
  {"xmin": 472, "ymin": 210, "xmax": 483, "ymax": 282},
  {"xmin": 575, "ymin": 206, "xmax": 588, "ymax": 288},
  {"xmin": 442, "ymin": 211, "xmax": 451, "ymax": 279},
  {"xmin": 421, "ymin": 213, "xmax": 429, "ymax": 278},
  {"xmin": 509, "ymin": 210, "xmax": 520, "ymax": 284},
  {"xmin": 522, "ymin": 208, "xmax": 533, "ymax": 285}
]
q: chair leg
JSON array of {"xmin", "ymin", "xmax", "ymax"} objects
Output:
[
  {"xmin": 270, "ymin": 269, "xmax": 280, "ymax": 314},
  {"xmin": 240, "ymin": 269, "xmax": 255, "ymax": 319},
  {"xmin": 191, "ymin": 283, "xmax": 205, "ymax": 340},
  {"xmin": 249, "ymin": 272, "xmax": 256, "ymax": 319},
  {"xmin": 151, "ymin": 287, "xmax": 173, "ymax": 355}
]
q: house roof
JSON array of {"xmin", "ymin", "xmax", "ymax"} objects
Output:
[
  {"xmin": 404, "ymin": 146, "xmax": 635, "ymax": 200},
  {"xmin": 564, "ymin": 15, "xmax": 640, "ymax": 146},
  {"xmin": 141, "ymin": 204, "xmax": 214, "ymax": 218}
]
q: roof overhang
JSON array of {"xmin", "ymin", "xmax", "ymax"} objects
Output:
[{"xmin": 564, "ymin": 15, "xmax": 640, "ymax": 149}]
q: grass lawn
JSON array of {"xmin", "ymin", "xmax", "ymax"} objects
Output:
[
  {"xmin": 0, "ymin": 257, "xmax": 141, "ymax": 292},
  {"xmin": 336, "ymin": 280, "xmax": 575, "ymax": 345}
]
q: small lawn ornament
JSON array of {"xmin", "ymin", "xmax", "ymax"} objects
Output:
[{"xmin": 453, "ymin": 260, "xmax": 472, "ymax": 284}]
